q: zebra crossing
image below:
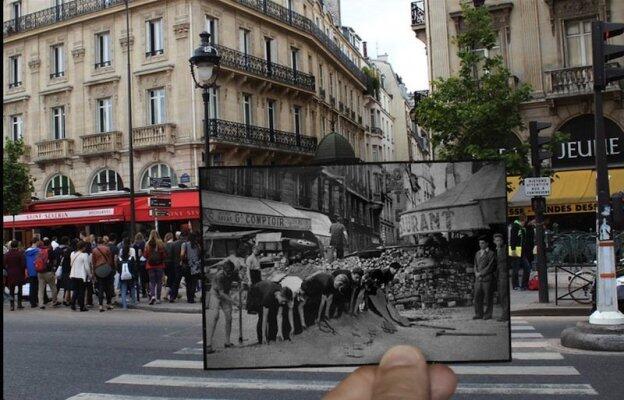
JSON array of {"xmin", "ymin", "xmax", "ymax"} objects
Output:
[{"xmin": 65, "ymin": 317, "xmax": 599, "ymax": 399}]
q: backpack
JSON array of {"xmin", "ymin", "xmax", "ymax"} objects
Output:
[
  {"xmin": 119, "ymin": 249, "xmax": 135, "ymax": 281},
  {"xmin": 34, "ymin": 248, "xmax": 50, "ymax": 273},
  {"xmin": 528, "ymin": 273, "xmax": 539, "ymax": 291},
  {"xmin": 147, "ymin": 245, "xmax": 162, "ymax": 265}
]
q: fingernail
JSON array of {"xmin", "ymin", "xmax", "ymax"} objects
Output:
[{"xmin": 379, "ymin": 346, "xmax": 426, "ymax": 369}]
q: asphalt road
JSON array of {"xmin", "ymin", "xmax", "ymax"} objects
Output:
[{"xmin": 3, "ymin": 305, "xmax": 624, "ymax": 400}]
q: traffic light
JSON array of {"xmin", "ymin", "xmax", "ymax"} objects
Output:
[
  {"xmin": 529, "ymin": 121, "xmax": 552, "ymax": 174},
  {"xmin": 592, "ymin": 21, "xmax": 624, "ymax": 90},
  {"xmin": 613, "ymin": 192, "xmax": 624, "ymax": 230}
]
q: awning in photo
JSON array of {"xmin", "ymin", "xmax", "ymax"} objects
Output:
[{"xmin": 300, "ymin": 210, "xmax": 332, "ymax": 245}]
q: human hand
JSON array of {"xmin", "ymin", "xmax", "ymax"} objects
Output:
[{"xmin": 323, "ymin": 345, "xmax": 457, "ymax": 400}]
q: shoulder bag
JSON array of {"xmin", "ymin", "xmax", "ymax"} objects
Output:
[{"xmin": 94, "ymin": 247, "xmax": 113, "ymax": 278}]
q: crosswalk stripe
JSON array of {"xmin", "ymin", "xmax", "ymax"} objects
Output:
[
  {"xmin": 512, "ymin": 332, "xmax": 544, "ymax": 338},
  {"xmin": 512, "ymin": 352, "xmax": 564, "ymax": 360},
  {"xmin": 456, "ymin": 383, "xmax": 597, "ymax": 395},
  {"xmin": 174, "ymin": 347, "xmax": 203, "ymax": 355},
  {"xmin": 144, "ymin": 361, "xmax": 576, "ymax": 375},
  {"xmin": 510, "ymin": 320, "xmax": 529, "ymax": 324},
  {"xmin": 66, "ymin": 394, "xmax": 228, "ymax": 400},
  {"xmin": 512, "ymin": 341, "xmax": 549, "ymax": 348},
  {"xmin": 511, "ymin": 325, "xmax": 536, "ymax": 331}
]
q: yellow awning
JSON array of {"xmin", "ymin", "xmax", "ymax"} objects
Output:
[{"xmin": 507, "ymin": 168, "xmax": 624, "ymax": 216}]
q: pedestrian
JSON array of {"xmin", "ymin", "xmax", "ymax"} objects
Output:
[
  {"xmin": 275, "ymin": 274, "xmax": 304, "ymax": 337},
  {"xmin": 248, "ymin": 279, "xmax": 293, "ymax": 345},
  {"xmin": 36, "ymin": 238, "xmax": 60, "ymax": 309},
  {"xmin": 117, "ymin": 238, "xmax": 138, "ymax": 310},
  {"xmin": 24, "ymin": 238, "xmax": 41, "ymax": 308},
  {"xmin": 245, "ymin": 245, "xmax": 262, "ymax": 286},
  {"xmin": 300, "ymin": 271, "xmax": 343, "ymax": 326},
  {"xmin": 168, "ymin": 231, "xmax": 185, "ymax": 302},
  {"xmin": 51, "ymin": 236, "xmax": 59, "ymax": 251},
  {"xmin": 54, "ymin": 236, "xmax": 73, "ymax": 306},
  {"xmin": 509, "ymin": 214, "xmax": 530, "ymax": 290},
  {"xmin": 70, "ymin": 241, "xmax": 92, "ymax": 312},
  {"xmin": 330, "ymin": 267, "xmax": 363, "ymax": 316},
  {"xmin": 473, "ymin": 236, "xmax": 496, "ymax": 320},
  {"xmin": 163, "ymin": 232, "xmax": 175, "ymax": 297},
  {"xmin": 144, "ymin": 230, "xmax": 166, "ymax": 305},
  {"xmin": 494, "ymin": 233, "xmax": 509, "ymax": 322},
  {"xmin": 92, "ymin": 237, "xmax": 115, "ymax": 312},
  {"xmin": 82, "ymin": 234, "xmax": 95, "ymax": 308},
  {"xmin": 180, "ymin": 232, "xmax": 202, "ymax": 303},
  {"xmin": 329, "ymin": 215, "xmax": 348, "ymax": 259},
  {"xmin": 205, "ymin": 260, "xmax": 236, "ymax": 353},
  {"xmin": 4, "ymin": 240, "xmax": 26, "ymax": 311},
  {"xmin": 522, "ymin": 220, "xmax": 535, "ymax": 290},
  {"xmin": 133, "ymin": 232, "xmax": 148, "ymax": 299}
]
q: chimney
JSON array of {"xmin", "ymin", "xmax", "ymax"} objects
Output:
[{"xmin": 363, "ymin": 41, "xmax": 368, "ymax": 58}]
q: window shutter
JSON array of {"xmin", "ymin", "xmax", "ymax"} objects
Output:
[
  {"xmin": 146, "ymin": 21, "xmax": 152, "ymax": 52},
  {"xmin": 103, "ymin": 33, "xmax": 110, "ymax": 62},
  {"xmin": 155, "ymin": 19, "xmax": 163, "ymax": 51}
]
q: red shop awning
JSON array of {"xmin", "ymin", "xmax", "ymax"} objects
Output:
[
  {"xmin": 134, "ymin": 190, "xmax": 200, "ymax": 222},
  {"xmin": 3, "ymin": 206, "xmax": 126, "ymax": 229}
]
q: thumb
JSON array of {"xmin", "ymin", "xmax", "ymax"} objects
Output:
[{"xmin": 372, "ymin": 346, "xmax": 430, "ymax": 400}]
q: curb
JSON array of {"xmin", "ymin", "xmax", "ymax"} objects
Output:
[
  {"xmin": 511, "ymin": 307, "xmax": 591, "ymax": 317},
  {"xmin": 561, "ymin": 322, "xmax": 624, "ymax": 352},
  {"xmin": 131, "ymin": 304, "xmax": 202, "ymax": 314}
]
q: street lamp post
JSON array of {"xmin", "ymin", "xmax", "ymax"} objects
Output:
[{"xmin": 189, "ymin": 32, "xmax": 221, "ymax": 167}]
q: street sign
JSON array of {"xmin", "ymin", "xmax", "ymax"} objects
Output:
[
  {"xmin": 180, "ymin": 173, "xmax": 191, "ymax": 184},
  {"xmin": 150, "ymin": 209, "xmax": 170, "ymax": 217},
  {"xmin": 149, "ymin": 189, "xmax": 171, "ymax": 196},
  {"xmin": 150, "ymin": 176, "xmax": 172, "ymax": 188},
  {"xmin": 149, "ymin": 198, "xmax": 172, "ymax": 208},
  {"xmin": 524, "ymin": 177, "xmax": 551, "ymax": 197}
]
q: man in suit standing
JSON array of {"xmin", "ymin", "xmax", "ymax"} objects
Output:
[{"xmin": 473, "ymin": 236, "xmax": 496, "ymax": 320}]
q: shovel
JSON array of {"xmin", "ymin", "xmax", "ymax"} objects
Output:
[{"xmin": 435, "ymin": 330, "xmax": 496, "ymax": 337}]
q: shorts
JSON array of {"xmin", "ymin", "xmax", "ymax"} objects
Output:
[{"xmin": 208, "ymin": 289, "xmax": 232, "ymax": 315}]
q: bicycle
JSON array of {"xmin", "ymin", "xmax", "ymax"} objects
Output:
[{"xmin": 567, "ymin": 264, "xmax": 624, "ymax": 305}]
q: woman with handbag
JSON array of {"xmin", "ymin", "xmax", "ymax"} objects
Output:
[
  {"xmin": 144, "ymin": 230, "xmax": 166, "ymax": 305},
  {"xmin": 181, "ymin": 232, "xmax": 202, "ymax": 304},
  {"xmin": 70, "ymin": 241, "xmax": 92, "ymax": 312},
  {"xmin": 92, "ymin": 237, "xmax": 116, "ymax": 312},
  {"xmin": 117, "ymin": 238, "xmax": 137, "ymax": 310}
]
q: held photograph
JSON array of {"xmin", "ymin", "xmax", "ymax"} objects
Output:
[{"xmin": 199, "ymin": 161, "xmax": 510, "ymax": 369}]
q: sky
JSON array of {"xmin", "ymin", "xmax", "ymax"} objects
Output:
[{"xmin": 341, "ymin": 0, "xmax": 429, "ymax": 92}]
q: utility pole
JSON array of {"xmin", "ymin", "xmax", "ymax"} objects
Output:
[
  {"xmin": 589, "ymin": 20, "xmax": 624, "ymax": 325},
  {"xmin": 529, "ymin": 121, "xmax": 552, "ymax": 304},
  {"xmin": 125, "ymin": 0, "xmax": 136, "ymax": 239}
]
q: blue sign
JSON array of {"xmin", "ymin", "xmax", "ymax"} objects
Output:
[{"xmin": 180, "ymin": 173, "xmax": 191, "ymax": 184}]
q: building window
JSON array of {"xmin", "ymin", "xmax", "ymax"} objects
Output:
[
  {"xmin": 91, "ymin": 169, "xmax": 123, "ymax": 194},
  {"xmin": 243, "ymin": 94, "xmax": 252, "ymax": 125},
  {"xmin": 140, "ymin": 163, "xmax": 177, "ymax": 190},
  {"xmin": 267, "ymin": 99, "xmax": 276, "ymax": 132},
  {"xmin": 207, "ymin": 87, "xmax": 219, "ymax": 119},
  {"xmin": 46, "ymin": 174, "xmax": 75, "ymax": 198},
  {"xmin": 9, "ymin": 55, "xmax": 21, "ymax": 88},
  {"xmin": 146, "ymin": 18, "xmax": 164, "ymax": 56},
  {"xmin": 12, "ymin": 1, "xmax": 21, "ymax": 19},
  {"xmin": 565, "ymin": 19, "xmax": 593, "ymax": 67},
  {"xmin": 293, "ymin": 106, "xmax": 302, "ymax": 136},
  {"xmin": 10, "ymin": 114, "xmax": 23, "ymax": 141},
  {"xmin": 148, "ymin": 88, "xmax": 166, "ymax": 125},
  {"xmin": 290, "ymin": 47, "xmax": 299, "ymax": 72},
  {"xmin": 318, "ymin": 63, "xmax": 324, "ymax": 88},
  {"xmin": 205, "ymin": 16, "xmax": 218, "ymax": 44},
  {"xmin": 264, "ymin": 37, "xmax": 276, "ymax": 64},
  {"xmin": 50, "ymin": 44, "xmax": 65, "ymax": 78},
  {"xmin": 52, "ymin": 106, "xmax": 66, "ymax": 139},
  {"xmin": 96, "ymin": 98, "xmax": 113, "ymax": 133},
  {"xmin": 95, "ymin": 31, "xmax": 111, "ymax": 68},
  {"xmin": 239, "ymin": 28, "xmax": 250, "ymax": 55}
]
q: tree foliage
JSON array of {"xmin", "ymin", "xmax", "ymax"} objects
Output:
[
  {"xmin": 414, "ymin": 2, "xmax": 534, "ymax": 176},
  {"xmin": 3, "ymin": 138, "xmax": 35, "ymax": 220}
]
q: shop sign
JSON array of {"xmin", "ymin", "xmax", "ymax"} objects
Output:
[
  {"xmin": 400, "ymin": 204, "xmax": 487, "ymax": 236},
  {"xmin": 149, "ymin": 198, "xmax": 172, "ymax": 208},
  {"xmin": 204, "ymin": 209, "xmax": 312, "ymax": 231},
  {"xmin": 3, "ymin": 208, "xmax": 116, "ymax": 223},
  {"xmin": 508, "ymin": 202, "xmax": 597, "ymax": 217},
  {"xmin": 150, "ymin": 176, "xmax": 172, "ymax": 188},
  {"xmin": 552, "ymin": 115, "xmax": 623, "ymax": 169}
]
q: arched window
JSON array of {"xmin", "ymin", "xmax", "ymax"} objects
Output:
[
  {"xmin": 45, "ymin": 174, "xmax": 75, "ymax": 198},
  {"xmin": 140, "ymin": 163, "xmax": 177, "ymax": 190},
  {"xmin": 90, "ymin": 169, "xmax": 123, "ymax": 194}
]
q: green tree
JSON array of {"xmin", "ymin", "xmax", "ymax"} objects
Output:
[
  {"xmin": 414, "ymin": 2, "xmax": 536, "ymax": 176},
  {"xmin": 3, "ymin": 138, "xmax": 35, "ymax": 240}
]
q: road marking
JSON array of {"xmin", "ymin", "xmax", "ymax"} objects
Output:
[
  {"xmin": 510, "ymin": 320, "xmax": 529, "ymax": 324},
  {"xmin": 145, "ymin": 360, "xmax": 204, "ymax": 369},
  {"xmin": 456, "ymin": 383, "xmax": 597, "ymax": 395},
  {"xmin": 174, "ymin": 347, "xmax": 203, "ymax": 355},
  {"xmin": 66, "ymin": 394, "xmax": 228, "ymax": 400},
  {"xmin": 512, "ymin": 341, "xmax": 549, "ymax": 348},
  {"xmin": 511, "ymin": 325, "xmax": 536, "ymax": 331},
  {"xmin": 512, "ymin": 352, "xmax": 564, "ymax": 360},
  {"xmin": 450, "ymin": 366, "xmax": 579, "ymax": 375},
  {"xmin": 107, "ymin": 374, "xmax": 338, "ymax": 391},
  {"xmin": 512, "ymin": 332, "xmax": 544, "ymax": 338}
]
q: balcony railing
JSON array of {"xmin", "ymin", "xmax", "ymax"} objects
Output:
[
  {"xmin": 81, "ymin": 131, "xmax": 123, "ymax": 155},
  {"xmin": 35, "ymin": 139, "xmax": 74, "ymax": 162},
  {"xmin": 235, "ymin": 0, "xmax": 368, "ymax": 85},
  {"xmin": 8, "ymin": 81, "xmax": 22, "ymax": 89},
  {"xmin": 132, "ymin": 123, "xmax": 176, "ymax": 150},
  {"xmin": 415, "ymin": 134, "xmax": 429, "ymax": 153},
  {"xmin": 371, "ymin": 127, "xmax": 383, "ymax": 136},
  {"xmin": 545, "ymin": 63, "xmax": 620, "ymax": 96},
  {"xmin": 411, "ymin": 1, "xmax": 425, "ymax": 25},
  {"xmin": 216, "ymin": 45, "xmax": 315, "ymax": 92},
  {"xmin": 209, "ymin": 119, "xmax": 317, "ymax": 155},
  {"xmin": 330, "ymin": 96, "xmax": 336, "ymax": 107},
  {"xmin": 3, "ymin": 0, "xmax": 127, "ymax": 36}
]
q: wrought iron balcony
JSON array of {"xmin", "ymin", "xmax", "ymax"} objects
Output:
[
  {"xmin": 358, "ymin": 115, "xmax": 363, "ymax": 125},
  {"xmin": 235, "ymin": 0, "xmax": 368, "ymax": 85},
  {"xmin": 132, "ymin": 123, "xmax": 176, "ymax": 151},
  {"xmin": 411, "ymin": 1, "xmax": 425, "ymax": 25},
  {"xmin": 8, "ymin": 81, "xmax": 22, "ymax": 89},
  {"xmin": 216, "ymin": 45, "xmax": 315, "ymax": 92},
  {"xmin": 50, "ymin": 71, "xmax": 65, "ymax": 79},
  {"xmin": 94, "ymin": 60, "xmax": 111, "ymax": 69},
  {"xmin": 544, "ymin": 63, "xmax": 620, "ymax": 96},
  {"xmin": 81, "ymin": 131, "xmax": 123, "ymax": 156},
  {"xmin": 35, "ymin": 139, "xmax": 74, "ymax": 162},
  {"xmin": 339, "ymin": 101, "xmax": 344, "ymax": 112},
  {"xmin": 330, "ymin": 96, "xmax": 336, "ymax": 107},
  {"xmin": 209, "ymin": 119, "xmax": 317, "ymax": 155},
  {"xmin": 371, "ymin": 127, "xmax": 383, "ymax": 136},
  {"xmin": 3, "ymin": 0, "xmax": 127, "ymax": 36}
]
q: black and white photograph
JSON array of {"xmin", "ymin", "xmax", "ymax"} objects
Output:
[{"xmin": 199, "ymin": 161, "xmax": 510, "ymax": 369}]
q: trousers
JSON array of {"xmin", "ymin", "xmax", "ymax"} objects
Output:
[
  {"xmin": 148, "ymin": 269, "xmax": 164, "ymax": 300},
  {"xmin": 71, "ymin": 278, "xmax": 86, "ymax": 310},
  {"xmin": 38, "ymin": 272, "xmax": 58, "ymax": 306},
  {"xmin": 498, "ymin": 276, "xmax": 510, "ymax": 320},
  {"xmin": 96, "ymin": 274, "xmax": 114, "ymax": 306},
  {"xmin": 474, "ymin": 279, "xmax": 494, "ymax": 318}
]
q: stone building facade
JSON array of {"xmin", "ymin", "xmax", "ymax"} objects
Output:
[
  {"xmin": 411, "ymin": 0, "xmax": 624, "ymax": 169},
  {"xmin": 3, "ymin": 0, "xmax": 375, "ymax": 202}
]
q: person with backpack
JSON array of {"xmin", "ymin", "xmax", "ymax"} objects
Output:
[
  {"xmin": 92, "ymin": 237, "xmax": 115, "ymax": 312},
  {"xmin": 117, "ymin": 238, "xmax": 138, "ymax": 310},
  {"xmin": 36, "ymin": 238, "xmax": 59, "ymax": 309},
  {"xmin": 133, "ymin": 232, "xmax": 148, "ymax": 300},
  {"xmin": 24, "ymin": 238, "xmax": 41, "ymax": 308},
  {"xmin": 144, "ymin": 230, "xmax": 166, "ymax": 305},
  {"xmin": 180, "ymin": 232, "xmax": 202, "ymax": 304},
  {"xmin": 4, "ymin": 240, "xmax": 26, "ymax": 311},
  {"xmin": 54, "ymin": 236, "xmax": 73, "ymax": 306},
  {"xmin": 70, "ymin": 241, "xmax": 92, "ymax": 312}
]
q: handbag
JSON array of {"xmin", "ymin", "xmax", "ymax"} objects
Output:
[
  {"xmin": 94, "ymin": 247, "xmax": 113, "ymax": 278},
  {"xmin": 55, "ymin": 265, "xmax": 63, "ymax": 279}
]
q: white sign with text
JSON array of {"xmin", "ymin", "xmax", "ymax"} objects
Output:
[{"xmin": 524, "ymin": 177, "xmax": 551, "ymax": 197}]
